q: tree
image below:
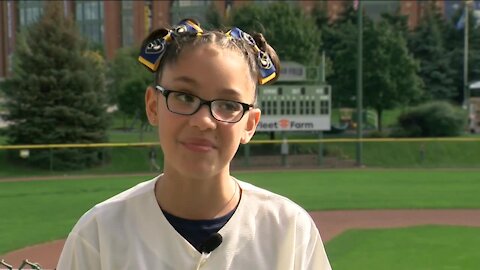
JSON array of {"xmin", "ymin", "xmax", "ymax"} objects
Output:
[
  {"xmin": 444, "ymin": 4, "xmax": 480, "ymax": 104},
  {"xmin": 363, "ymin": 19, "xmax": 423, "ymax": 131},
  {"xmin": 324, "ymin": 20, "xmax": 358, "ymax": 108},
  {"xmin": 325, "ymin": 9, "xmax": 423, "ymax": 131},
  {"xmin": 229, "ymin": 2, "xmax": 321, "ymax": 66},
  {"xmin": 107, "ymin": 47, "xmax": 151, "ymax": 105},
  {"xmin": 311, "ymin": 2, "xmax": 330, "ymax": 29},
  {"xmin": 107, "ymin": 47, "xmax": 152, "ymax": 130},
  {"xmin": 117, "ymin": 77, "xmax": 150, "ymax": 134},
  {"xmin": 322, "ymin": 1, "xmax": 372, "ymax": 107},
  {"xmin": 334, "ymin": 1, "xmax": 359, "ymax": 25},
  {"xmin": 319, "ymin": 1, "xmax": 367, "ymax": 108},
  {"xmin": 204, "ymin": 3, "xmax": 224, "ymax": 30},
  {"xmin": 380, "ymin": 10, "xmax": 409, "ymax": 40},
  {"xmin": 1, "ymin": 2, "xmax": 109, "ymax": 169},
  {"xmin": 311, "ymin": 2, "xmax": 335, "ymax": 79},
  {"xmin": 408, "ymin": 3, "xmax": 458, "ymax": 101}
]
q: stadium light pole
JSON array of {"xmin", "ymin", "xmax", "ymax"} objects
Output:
[
  {"xmin": 355, "ymin": 0, "xmax": 363, "ymax": 167},
  {"xmin": 463, "ymin": 0, "xmax": 472, "ymax": 118}
]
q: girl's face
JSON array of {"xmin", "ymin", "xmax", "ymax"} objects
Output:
[{"xmin": 145, "ymin": 44, "xmax": 260, "ymax": 180}]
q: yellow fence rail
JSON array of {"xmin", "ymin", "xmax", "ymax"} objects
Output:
[
  {"xmin": 0, "ymin": 142, "xmax": 158, "ymax": 150},
  {"xmin": 0, "ymin": 137, "xmax": 479, "ymax": 150},
  {"xmin": 0, "ymin": 137, "xmax": 479, "ymax": 175}
]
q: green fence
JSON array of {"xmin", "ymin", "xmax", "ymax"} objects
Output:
[
  {"xmin": 0, "ymin": 142, "xmax": 162, "ymax": 178},
  {"xmin": 235, "ymin": 137, "xmax": 480, "ymax": 169}
]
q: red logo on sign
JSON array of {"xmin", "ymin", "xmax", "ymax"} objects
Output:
[{"xmin": 279, "ymin": 119, "xmax": 290, "ymax": 128}]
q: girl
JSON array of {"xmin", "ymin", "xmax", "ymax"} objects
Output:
[{"xmin": 57, "ymin": 19, "xmax": 331, "ymax": 270}]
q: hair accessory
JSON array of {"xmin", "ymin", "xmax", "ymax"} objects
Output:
[
  {"xmin": 138, "ymin": 19, "xmax": 203, "ymax": 72},
  {"xmin": 226, "ymin": 27, "xmax": 276, "ymax": 85}
]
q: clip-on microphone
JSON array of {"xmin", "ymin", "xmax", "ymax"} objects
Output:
[{"xmin": 196, "ymin": 233, "xmax": 223, "ymax": 270}]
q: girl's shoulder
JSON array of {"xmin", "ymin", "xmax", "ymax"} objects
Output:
[{"xmin": 70, "ymin": 177, "xmax": 159, "ymax": 233}]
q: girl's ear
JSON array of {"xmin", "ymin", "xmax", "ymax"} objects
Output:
[
  {"xmin": 240, "ymin": 108, "xmax": 261, "ymax": 144},
  {"xmin": 145, "ymin": 86, "xmax": 158, "ymax": 126}
]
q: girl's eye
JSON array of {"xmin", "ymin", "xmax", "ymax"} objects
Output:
[
  {"xmin": 173, "ymin": 92, "xmax": 196, "ymax": 103},
  {"xmin": 217, "ymin": 101, "xmax": 242, "ymax": 112}
]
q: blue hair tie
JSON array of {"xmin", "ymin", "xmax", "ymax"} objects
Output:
[
  {"xmin": 138, "ymin": 19, "xmax": 203, "ymax": 72},
  {"xmin": 139, "ymin": 22, "xmax": 276, "ymax": 85},
  {"xmin": 226, "ymin": 27, "xmax": 277, "ymax": 85}
]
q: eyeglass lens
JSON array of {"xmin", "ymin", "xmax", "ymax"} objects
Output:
[{"xmin": 167, "ymin": 91, "xmax": 246, "ymax": 123}]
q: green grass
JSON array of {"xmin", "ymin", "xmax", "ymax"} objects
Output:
[
  {"xmin": 1, "ymin": 169, "xmax": 480, "ymax": 255},
  {"xmin": 326, "ymin": 225, "xmax": 480, "ymax": 270},
  {"xmin": 382, "ymin": 107, "xmax": 404, "ymax": 128},
  {"xmin": 236, "ymin": 170, "xmax": 480, "ymax": 210},
  {"xmin": 0, "ymin": 176, "xmax": 147, "ymax": 254}
]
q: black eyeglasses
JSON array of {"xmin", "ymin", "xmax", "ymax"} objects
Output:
[{"xmin": 155, "ymin": 85, "xmax": 253, "ymax": 123}]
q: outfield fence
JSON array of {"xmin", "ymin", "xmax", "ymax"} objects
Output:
[
  {"xmin": 0, "ymin": 137, "xmax": 479, "ymax": 178},
  {"xmin": 235, "ymin": 137, "xmax": 480, "ymax": 169}
]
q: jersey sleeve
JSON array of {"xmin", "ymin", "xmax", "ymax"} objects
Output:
[
  {"xmin": 295, "ymin": 212, "xmax": 332, "ymax": 270},
  {"xmin": 56, "ymin": 232, "xmax": 101, "ymax": 270}
]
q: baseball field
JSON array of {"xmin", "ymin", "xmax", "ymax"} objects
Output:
[{"xmin": 1, "ymin": 169, "xmax": 480, "ymax": 269}]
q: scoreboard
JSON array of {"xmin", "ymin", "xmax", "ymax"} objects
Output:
[{"xmin": 256, "ymin": 84, "xmax": 331, "ymax": 131}]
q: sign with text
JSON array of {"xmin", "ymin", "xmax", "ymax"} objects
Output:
[
  {"xmin": 277, "ymin": 61, "xmax": 306, "ymax": 82},
  {"xmin": 257, "ymin": 116, "xmax": 330, "ymax": 131},
  {"xmin": 257, "ymin": 84, "xmax": 331, "ymax": 131}
]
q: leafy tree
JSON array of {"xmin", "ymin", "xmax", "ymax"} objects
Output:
[
  {"xmin": 117, "ymin": 77, "xmax": 150, "ymax": 133},
  {"xmin": 380, "ymin": 10, "xmax": 409, "ymax": 40},
  {"xmin": 311, "ymin": 2, "xmax": 335, "ymax": 79},
  {"xmin": 1, "ymin": 2, "xmax": 109, "ymax": 169},
  {"xmin": 311, "ymin": 2, "xmax": 330, "ymax": 28},
  {"xmin": 318, "ymin": 1, "xmax": 366, "ymax": 108},
  {"xmin": 471, "ymin": 18, "xmax": 480, "ymax": 81},
  {"xmin": 363, "ymin": 19, "xmax": 423, "ymax": 131},
  {"xmin": 444, "ymin": 4, "xmax": 480, "ymax": 104},
  {"xmin": 324, "ymin": 19, "xmax": 358, "ymax": 108},
  {"xmin": 229, "ymin": 2, "xmax": 321, "ymax": 65},
  {"xmin": 204, "ymin": 3, "xmax": 224, "ymax": 30},
  {"xmin": 335, "ymin": 1, "xmax": 359, "ymax": 25},
  {"xmin": 471, "ymin": 26, "xmax": 480, "ymax": 84},
  {"xmin": 107, "ymin": 47, "xmax": 152, "ymax": 130},
  {"xmin": 325, "ymin": 8, "xmax": 423, "ymax": 131},
  {"xmin": 408, "ymin": 3, "xmax": 458, "ymax": 101},
  {"xmin": 107, "ymin": 47, "xmax": 151, "ymax": 105}
]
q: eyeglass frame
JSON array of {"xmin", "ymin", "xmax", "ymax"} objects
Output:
[{"xmin": 155, "ymin": 85, "xmax": 254, "ymax": 123}]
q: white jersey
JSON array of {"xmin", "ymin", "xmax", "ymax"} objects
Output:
[{"xmin": 57, "ymin": 177, "xmax": 332, "ymax": 270}]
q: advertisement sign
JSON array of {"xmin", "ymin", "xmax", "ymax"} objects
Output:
[
  {"xmin": 257, "ymin": 116, "xmax": 330, "ymax": 131},
  {"xmin": 257, "ymin": 84, "xmax": 331, "ymax": 131},
  {"xmin": 277, "ymin": 61, "xmax": 306, "ymax": 82}
]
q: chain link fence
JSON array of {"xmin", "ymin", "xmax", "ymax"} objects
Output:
[{"xmin": 0, "ymin": 138, "xmax": 479, "ymax": 179}]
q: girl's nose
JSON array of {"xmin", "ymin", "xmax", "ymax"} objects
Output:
[{"xmin": 188, "ymin": 105, "xmax": 217, "ymax": 130}]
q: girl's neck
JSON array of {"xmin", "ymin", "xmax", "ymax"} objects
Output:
[{"xmin": 155, "ymin": 171, "xmax": 240, "ymax": 220}]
